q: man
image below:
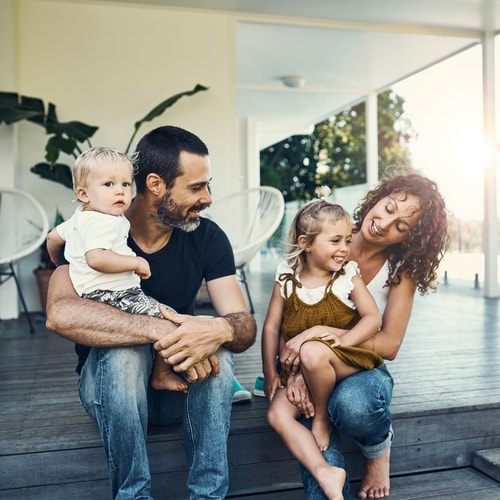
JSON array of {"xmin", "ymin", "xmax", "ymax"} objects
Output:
[{"xmin": 46, "ymin": 125, "xmax": 257, "ymax": 499}]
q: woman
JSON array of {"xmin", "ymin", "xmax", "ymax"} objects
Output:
[{"xmin": 280, "ymin": 171, "xmax": 449, "ymax": 499}]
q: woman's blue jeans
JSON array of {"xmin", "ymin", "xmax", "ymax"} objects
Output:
[
  {"xmin": 78, "ymin": 344, "xmax": 234, "ymax": 499},
  {"xmin": 300, "ymin": 364, "xmax": 394, "ymax": 499}
]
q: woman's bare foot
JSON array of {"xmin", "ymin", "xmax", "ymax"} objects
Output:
[
  {"xmin": 311, "ymin": 416, "xmax": 333, "ymax": 451},
  {"xmin": 357, "ymin": 448, "xmax": 391, "ymax": 499},
  {"xmin": 151, "ymin": 363, "xmax": 189, "ymax": 392},
  {"xmin": 316, "ymin": 464, "xmax": 346, "ymax": 500}
]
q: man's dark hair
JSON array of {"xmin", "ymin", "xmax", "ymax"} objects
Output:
[{"xmin": 134, "ymin": 125, "xmax": 209, "ymax": 193}]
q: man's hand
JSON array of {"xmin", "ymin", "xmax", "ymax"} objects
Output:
[{"xmin": 154, "ymin": 308, "xmax": 227, "ymax": 373}]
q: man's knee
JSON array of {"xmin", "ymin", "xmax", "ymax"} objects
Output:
[{"xmin": 80, "ymin": 346, "xmax": 152, "ymax": 408}]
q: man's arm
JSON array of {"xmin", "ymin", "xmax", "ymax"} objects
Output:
[
  {"xmin": 45, "ymin": 265, "xmax": 176, "ymax": 346},
  {"xmin": 46, "ymin": 228, "xmax": 66, "ymax": 266},
  {"xmin": 155, "ymin": 275, "xmax": 256, "ymax": 372},
  {"xmin": 208, "ymin": 274, "xmax": 256, "ymax": 351}
]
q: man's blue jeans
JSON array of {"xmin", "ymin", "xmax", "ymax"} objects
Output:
[
  {"xmin": 78, "ymin": 344, "xmax": 234, "ymax": 499},
  {"xmin": 301, "ymin": 364, "xmax": 394, "ymax": 499}
]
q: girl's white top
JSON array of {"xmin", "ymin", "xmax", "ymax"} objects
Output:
[
  {"xmin": 276, "ymin": 258, "xmax": 391, "ymax": 315},
  {"xmin": 275, "ymin": 260, "xmax": 359, "ymax": 309}
]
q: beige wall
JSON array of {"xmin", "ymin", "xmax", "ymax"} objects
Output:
[{"xmin": 1, "ymin": 0, "xmax": 241, "ymax": 314}]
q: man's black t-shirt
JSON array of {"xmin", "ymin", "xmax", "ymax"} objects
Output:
[
  {"xmin": 75, "ymin": 217, "xmax": 235, "ymax": 374},
  {"xmin": 129, "ymin": 217, "xmax": 235, "ymax": 315}
]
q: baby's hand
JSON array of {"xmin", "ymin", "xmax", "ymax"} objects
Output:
[{"xmin": 134, "ymin": 257, "xmax": 151, "ymax": 279}]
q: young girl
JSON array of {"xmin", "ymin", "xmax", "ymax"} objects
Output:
[
  {"xmin": 261, "ymin": 199, "xmax": 382, "ymax": 500},
  {"xmin": 285, "ymin": 171, "xmax": 449, "ymax": 499},
  {"xmin": 46, "ymin": 146, "xmax": 187, "ymax": 393}
]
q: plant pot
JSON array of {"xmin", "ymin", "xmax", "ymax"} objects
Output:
[{"xmin": 33, "ymin": 268, "xmax": 54, "ymax": 313}]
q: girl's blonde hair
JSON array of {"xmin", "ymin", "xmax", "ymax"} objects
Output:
[
  {"xmin": 72, "ymin": 146, "xmax": 137, "ymax": 193},
  {"xmin": 286, "ymin": 200, "xmax": 352, "ymax": 271}
]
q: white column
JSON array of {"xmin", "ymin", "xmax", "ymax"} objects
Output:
[
  {"xmin": 482, "ymin": 31, "xmax": 498, "ymax": 298},
  {"xmin": 365, "ymin": 92, "xmax": 379, "ymax": 187},
  {"xmin": 0, "ymin": 0, "xmax": 17, "ymax": 187},
  {"xmin": 0, "ymin": 0, "xmax": 20, "ymax": 319},
  {"xmin": 245, "ymin": 117, "xmax": 260, "ymax": 189}
]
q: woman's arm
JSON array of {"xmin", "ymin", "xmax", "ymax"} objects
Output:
[
  {"xmin": 279, "ymin": 274, "xmax": 381, "ymax": 371},
  {"xmin": 358, "ymin": 273, "xmax": 417, "ymax": 360},
  {"xmin": 281, "ymin": 274, "xmax": 416, "ymax": 362}
]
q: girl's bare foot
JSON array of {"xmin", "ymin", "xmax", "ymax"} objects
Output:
[
  {"xmin": 316, "ymin": 464, "xmax": 346, "ymax": 500},
  {"xmin": 311, "ymin": 416, "xmax": 333, "ymax": 451},
  {"xmin": 357, "ymin": 448, "xmax": 390, "ymax": 499}
]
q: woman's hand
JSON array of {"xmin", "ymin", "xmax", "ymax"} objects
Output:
[
  {"xmin": 286, "ymin": 372, "xmax": 315, "ymax": 418},
  {"xmin": 280, "ymin": 325, "xmax": 345, "ymax": 376}
]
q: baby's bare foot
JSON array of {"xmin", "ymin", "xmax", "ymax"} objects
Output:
[
  {"xmin": 311, "ymin": 416, "xmax": 333, "ymax": 451},
  {"xmin": 151, "ymin": 372, "xmax": 188, "ymax": 393},
  {"xmin": 357, "ymin": 448, "xmax": 390, "ymax": 499}
]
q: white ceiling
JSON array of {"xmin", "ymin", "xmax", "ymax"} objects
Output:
[{"xmin": 72, "ymin": 0, "xmax": 500, "ymax": 147}]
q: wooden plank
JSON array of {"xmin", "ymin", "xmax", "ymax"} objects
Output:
[
  {"xmin": 2, "ymin": 268, "xmax": 500, "ymax": 497},
  {"xmin": 349, "ymin": 468, "xmax": 500, "ymax": 499},
  {"xmin": 3, "ymin": 468, "xmax": 499, "ymax": 500}
]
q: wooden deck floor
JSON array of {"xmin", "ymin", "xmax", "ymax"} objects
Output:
[{"xmin": 1, "ymin": 255, "xmax": 500, "ymax": 498}]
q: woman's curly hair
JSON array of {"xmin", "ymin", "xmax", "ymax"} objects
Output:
[{"xmin": 353, "ymin": 173, "xmax": 449, "ymax": 295}]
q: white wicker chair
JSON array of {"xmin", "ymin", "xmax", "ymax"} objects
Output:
[
  {"xmin": 205, "ymin": 186, "xmax": 285, "ymax": 313},
  {"xmin": 0, "ymin": 188, "xmax": 49, "ymax": 333}
]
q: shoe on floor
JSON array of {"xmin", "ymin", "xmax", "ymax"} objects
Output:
[
  {"xmin": 253, "ymin": 375, "xmax": 265, "ymax": 397},
  {"xmin": 232, "ymin": 377, "xmax": 252, "ymax": 404}
]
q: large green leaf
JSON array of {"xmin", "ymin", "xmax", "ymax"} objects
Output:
[
  {"xmin": 0, "ymin": 92, "xmax": 46, "ymax": 125},
  {"xmin": 0, "ymin": 92, "xmax": 19, "ymax": 107},
  {"xmin": 2, "ymin": 85, "xmax": 208, "ymax": 191},
  {"xmin": 0, "ymin": 105, "xmax": 42, "ymax": 124},
  {"xmin": 46, "ymin": 120, "xmax": 99, "ymax": 143},
  {"xmin": 21, "ymin": 95, "xmax": 48, "ymax": 126},
  {"xmin": 30, "ymin": 162, "xmax": 73, "ymax": 189},
  {"xmin": 45, "ymin": 136, "xmax": 78, "ymax": 163},
  {"xmin": 125, "ymin": 84, "xmax": 208, "ymax": 153}
]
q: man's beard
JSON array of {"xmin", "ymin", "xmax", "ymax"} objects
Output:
[{"xmin": 154, "ymin": 192, "xmax": 210, "ymax": 232}]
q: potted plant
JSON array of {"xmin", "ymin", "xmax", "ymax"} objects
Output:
[{"xmin": 0, "ymin": 84, "xmax": 208, "ymax": 311}]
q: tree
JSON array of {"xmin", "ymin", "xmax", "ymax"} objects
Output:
[{"xmin": 260, "ymin": 89, "xmax": 416, "ymax": 203}]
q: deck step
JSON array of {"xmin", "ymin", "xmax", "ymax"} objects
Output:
[
  {"xmin": 3, "ymin": 397, "xmax": 500, "ymax": 498},
  {"xmin": 473, "ymin": 448, "xmax": 500, "ymax": 483}
]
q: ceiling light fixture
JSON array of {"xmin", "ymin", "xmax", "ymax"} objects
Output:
[{"xmin": 281, "ymin": 75, "xmax": 305, "ymax": 88}]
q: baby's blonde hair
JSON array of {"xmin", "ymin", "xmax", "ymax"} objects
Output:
[
  {"xmin": 72, "ymin": 146, "xmax": 137, "ymax": 193},
  {"xmin": 286, "ymin": 200, "xmax": 352, "ymax": 271}
]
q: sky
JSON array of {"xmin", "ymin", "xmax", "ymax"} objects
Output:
[{"xmin": 392, "ymin": 41, "xmax": 499, "ymax": 221}]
